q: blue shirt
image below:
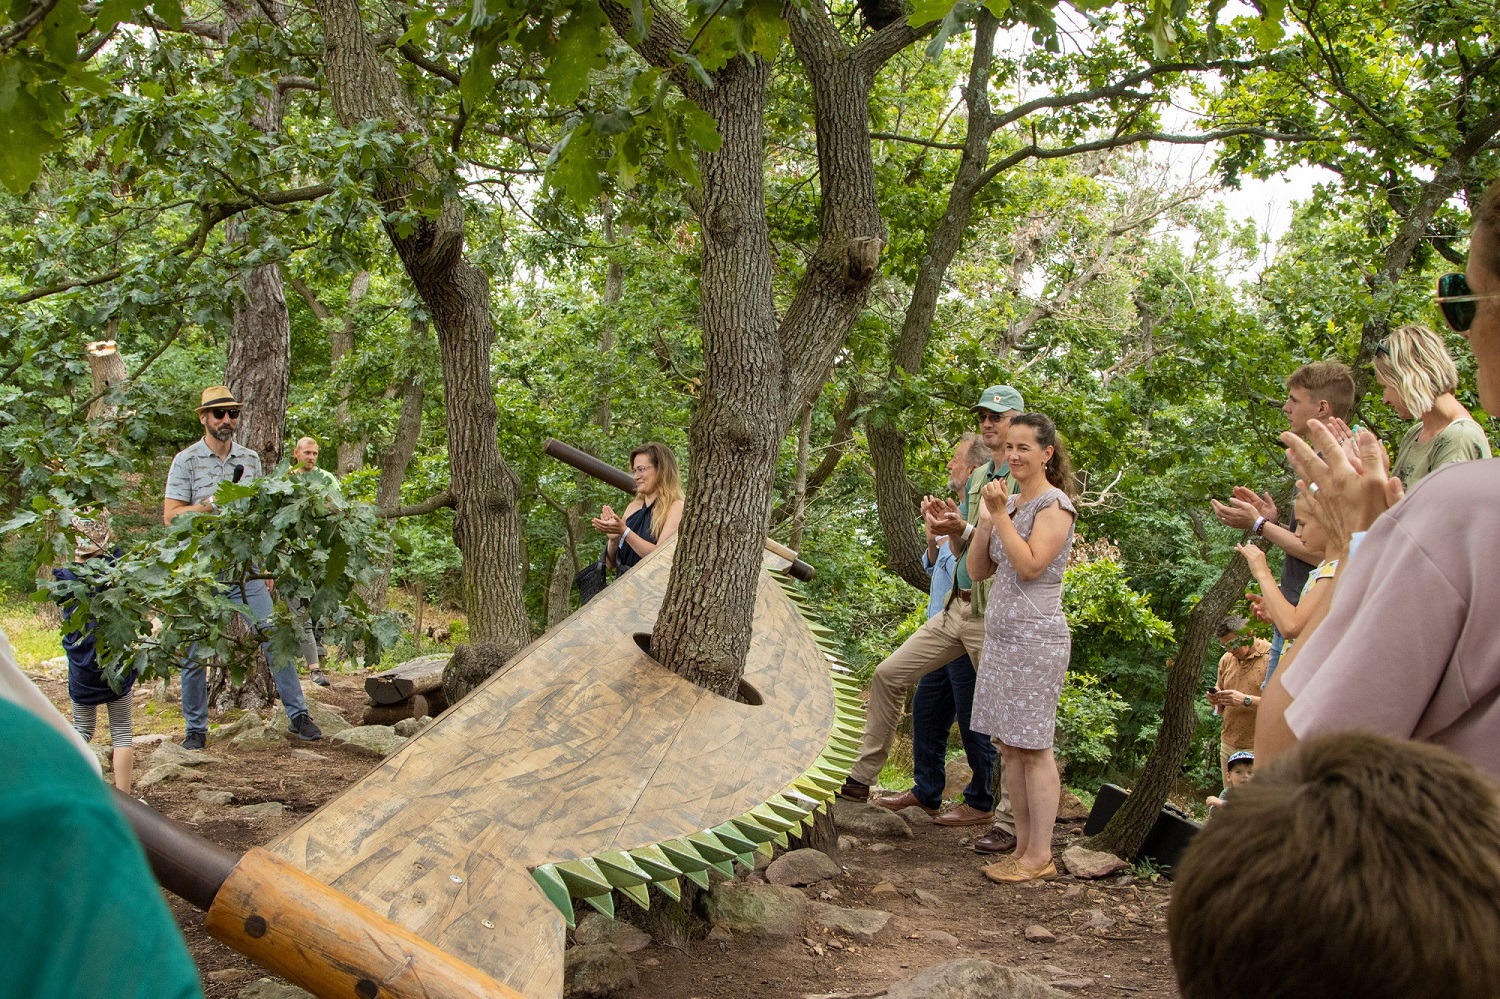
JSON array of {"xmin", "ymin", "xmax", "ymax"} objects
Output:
[{"xmin": 921, "ymin": 539, "xmax": 957, "ymax": 621}]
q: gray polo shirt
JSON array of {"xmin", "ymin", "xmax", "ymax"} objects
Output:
[{"xmin": 164, "ymin": 439, "xmax": 263, "ymax": 506}]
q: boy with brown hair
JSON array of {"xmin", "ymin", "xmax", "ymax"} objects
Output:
[{"xmin": 1169, "ymin": 731, "xmax": 1500, "ymax": 999}]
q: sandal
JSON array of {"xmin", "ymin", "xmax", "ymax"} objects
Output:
[{"xmin": 985, "ymin": 858, "xmax": 1058, "ymax": 884}]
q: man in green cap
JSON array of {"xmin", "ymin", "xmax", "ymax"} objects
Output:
[{"xmin": 841, "ymin": 385, "xmax": 1023, "ymax": 849}]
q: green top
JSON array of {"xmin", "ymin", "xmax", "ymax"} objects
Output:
[
  {"xmin": 954, "ymin": 459, "xmax": 1018, "ymax": 617},
  {"xmin": 1391, "ymin": 418, "xmax": 1491, "ymax": 488},
  {"xmin": 0, "ymin": 699, "xmax": 205, "ymax": 999}
]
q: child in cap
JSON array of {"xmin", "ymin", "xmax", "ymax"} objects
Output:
[{"xmin": 1206, "ymin": 750, "xmax": 1254, "ymax": 809}]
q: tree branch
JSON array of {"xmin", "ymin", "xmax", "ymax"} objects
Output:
[
  {"xmin": 398, "ymin": 41, "xmax": 460, "ymax": 85},
  {"xmin": 869, "ymin": 131, "xmax": 965, "ymax": 150},
  {"xmin": 597, "ymin": 1, "xmax": 708, "ymax": 105},
  {"xmin": 1, "ymin": 0, "xmax": 62, "ymax": 54},
  {"xmin": 377, "ymin": 489, "xmax": 455, "ymax": 519},
  {"xmin": 849, "ymin": 10, "xmax": 929, "ymax": 73}
]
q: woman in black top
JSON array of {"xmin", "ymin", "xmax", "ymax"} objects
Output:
[{"xmin": 592, "ymin": 442, "xmax": 684, "ymax": 573}]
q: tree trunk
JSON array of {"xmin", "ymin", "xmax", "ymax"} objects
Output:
[
  {"xmin": 84, "ymin": 337, "xmax": 127, "ymax": 420},
  {"xmin": 648, "ymin": 54, "xmax": 785, "ymax": 698},
  {"xmin": 788, "ymin": 399, "xmax": 814, "ymax": 551},
  {"xmin": 867, "ymin": 12, "xmax": 999, "ymax": 591},
  {"xmin": 315, "ymin": 0, "xmax": 529, "ymax": 658},
  {"xmin": 1083, "ymin": 549, "xmax": 1254, "ymax": 859},
  {"xmin": 364, "ymin": 346, "xmax": 426, "ymax": 611},
  {"xmin": 597, "ymin": 195, "xmax": 622, "ymax": 433},
  {"xmin": 223, "ymin": 0, "xmax": 291, "ymax": 471},
  {"xmin": 335, "ymin": 270, "xmax": 371, "ymax": 473}
]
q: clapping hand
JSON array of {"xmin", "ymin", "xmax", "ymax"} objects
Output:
[
  {"xmin": 1211, "ymin": 486, "xmax": 1275, "ymax": 531},
  {"xmin": 980, "ymin": 479, "xmax": 1009, "ymax": 517},
  {"xmin": 921, "ymin": 496, "xmax": 967, "ymax": 539},
  {"xmin": 1282, "ymin": 420, "xmax": 1404, "ymax": 553},
  {"xmin": 591, "ymin": 504, "xmax": 626, "ymax": 536},
  {"xmin": 1234, "ymin": 542, "xmax": 1271, "ymax": 581}
]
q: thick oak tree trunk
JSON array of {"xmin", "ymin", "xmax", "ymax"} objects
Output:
[{"xmin": 316, "ymin": 0, "xmax": 528, "ymax": 656}]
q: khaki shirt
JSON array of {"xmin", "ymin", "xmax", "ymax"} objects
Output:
[
  {"xmin": 1218, "ymin": 638, "xmax": 1271, "ymax": 749},
  {"xmin": 954, "ymin": 460, "xmax": 1019, "ymax": 617}
]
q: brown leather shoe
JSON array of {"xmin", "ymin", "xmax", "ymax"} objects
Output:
[
  {"xmin": 873, "ymin": 790, "xmax": 938, "ymax": 815},
  {"xmin": 972, "ymin": 826, "xmax": 1018, "ymax": 854},
  {"xmin": 933, "ymin": 802, "xmax": 995, "ymax": 826},
  {"xmin": 837, "ymin": 778, "xmax": 870, "ymax": 802}
]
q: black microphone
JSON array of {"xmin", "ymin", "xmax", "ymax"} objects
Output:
[{"xmin": 231, "ymin": 465, "xmax": 244, "ymax": 483}]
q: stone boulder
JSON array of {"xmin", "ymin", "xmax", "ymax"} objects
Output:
[
  {"xmin": 1061, "ymin": 845, "xmax": 1129, "ymax": 880},
  {"xmin": 236, "ymin": 801, "xmax": 289, "ymax": 820},
  {"xmin": 564, "ymin": 944, "xmax": 638, "ymax": 997},
  {"xmin": 702, "ymin": 883, "xmax": 807, "ymax": 938},
  {"xmin": 1057, "ymin": 789, "xmax": 1091, "ymax": 821},
  {"xmin": 944, "ymin": 756, "xmax": 973, "ymax": 799},
  {"xmin": 331, "ymin": 725, "xmax": 408, "ymax": 758},
  {"xmin": 197, "ymin": 789, "xmax": 234, "ymax": 806},
  {"xmin": 394, "ymin": 715, "xmax": 434, "ymax": 738},
  {"xmin": 766, "ymin": 848, "xmax": 841, "ymax": 887},
  {"xmin": 238, "ymin": 979, "xmax": 313, "ymax": 999},
  {"xmin": 138, "ymin": 763, "xmax": 206, "ymax": 789},
  {"xmin": 304, "ymin": 700, "xmax": 352, "ymax": 736},
  {"xmin": 884, "ymin": 959, "xmax": 1066, "ymax": 999},
  {"xmin": 831, "ymin": 799, "xmax": 912, "ymax": 839},
  {"xmin": 899, "ymin": 805, "xmax": 935, "ymax": 825},
  {"xmin": 573, "ymin": 913, "xmax": 652, "ymax": 953},
  {"xmin": 149, "ymin": 741, "xmax": 214, "ymax": 768},
  {"xmin": 807, "ymin": 902, "xmax": 891, "ymax": 943}
]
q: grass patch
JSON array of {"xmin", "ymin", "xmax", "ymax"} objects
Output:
[{"xmin": 0, "ymin": 597, "xmax": 62, "ymax": 670}]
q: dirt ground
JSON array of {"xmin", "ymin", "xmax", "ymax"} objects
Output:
[{"xmin": 29, "ymin": 665, "xmax": 1179, "ymax": 999}]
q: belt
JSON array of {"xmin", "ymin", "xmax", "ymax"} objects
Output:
[{"xmin": 954, "ymin": 588, "xmax": 972, "ymax": 600}]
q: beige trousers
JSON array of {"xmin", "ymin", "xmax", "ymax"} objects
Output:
[{"xmin": 850, "ymin": 596, "xmax": 1013, "ymax": 830}]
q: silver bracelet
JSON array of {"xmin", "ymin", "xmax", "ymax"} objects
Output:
[
  {"xmin": 620, "ymin": 527, "xmax": 631, "ymax": 543},
  {"xmin": 962, "ymin": 523, "xmax": 975, "ymax": 542}
]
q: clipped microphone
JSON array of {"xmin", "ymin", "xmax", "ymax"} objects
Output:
[{"xmin": 231, "ymin": 465, "xmax": 245, "ymax": 483}]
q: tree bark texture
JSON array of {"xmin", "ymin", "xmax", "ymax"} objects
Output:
[
  {"xmin": 597, "ymin": 2, "xmax": 907, "ymax": 696},
  {"xmin": 364, "ymin": 361, "xmax": 425, "ymax": 611},
  {"xmin": 290, "ymin": 271, "xmax": 371, "ymax": 473},
  {"xmin": 1083, "ymin": 550, "xmax": 1255, "ymax": 860},
  {"xmin": 597, "ymin": 195, "xmax": 622, "ymax": 433},
  {"xmin": 84, "ymin": 338, "xmax": 127, "ymax": 420},
  {"xmin": 788, "ymin": 399, "xmax": 814, "ymax": 550},
  {"xmin": 316, "ymin": 0, "xmax": 529, "ymax": 656},
  {"xmin": 223, "ymin": 0, "xmax": 291, "ymax": 470},
  {"xmin": 867, "ymin": 12, "xmax": 998, "ymax": 591}
]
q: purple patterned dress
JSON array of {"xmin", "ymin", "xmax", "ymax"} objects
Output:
[{"xmin": 971, "ymin": 487, "xmax": 1077, "ymax": 750}]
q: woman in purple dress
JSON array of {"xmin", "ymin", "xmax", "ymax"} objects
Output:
[{"xmin": 967, "ymin": 413, "xmax": 1079, "ymax": 884}]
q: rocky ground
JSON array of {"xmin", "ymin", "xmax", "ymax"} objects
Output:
[{"xmin": 27, "ymin": 662, "xmax": 1180, "ymax": 999}]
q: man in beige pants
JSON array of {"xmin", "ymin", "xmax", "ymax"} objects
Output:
[{"xmin": 840, "ymin": 385, "xmax": 1023, "ymax": 851}]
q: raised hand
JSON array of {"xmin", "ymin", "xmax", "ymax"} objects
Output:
[
  {"xmin": 925, "ymin": 496, "xmax": 967, "ymax": 538},
  {"xmin": 1231, "ymin": 486, "xmax": 1278, "ymax": 523},
  {"xmin": 980, "ymin": 479, "xmax": 1009, "ymax": 517},
  {"xmin": 591, "ymin": 504, "xmax": 625, "ymax": 536},
  {"xmin": 1234, "ymin": 542, "xmax": 1271, "ymax": 580},
  {"xmin": 1282, "ymin": 420, "xmax": 1404, "ymax": 548}
]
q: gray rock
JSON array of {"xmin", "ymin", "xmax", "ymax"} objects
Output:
[
  {"xmin": 393, "ymin": 715, "xmax": 433, "ymax": 738},
  {"xmin": 1048, "ymin": 979, "xmax": 1094, "ymax": 991},
  {"xmin": 766, "ymin": 848, "xmax": 842, "ymax": 887},
  {"xmin": 573, "ymin": 912, "xmax": 652, "ymax": 953},
  {"xmin": 702, "ymin": 883, "xmax": 807, "ymax": 938},
  {"xmin": 137, "ymin": 763, "xmax": 207, "ymax": 789},
  {"xmin": 197, "ymin": 789, "xmax": 234, "ymax": 806},
  {"xmin": 925, "ymin": 929, "xmax": 961, "ymax": 947},
  {"xmin": 149, "ymin": 741, "xmax": 214, "ymax": 768},
  {"xmin": 832, "ymin": 799, "xmax": 913, "ymax": 839},
  {"xmin": 898, "ymin": 805, "xmax": 935, "ymax": 825},
  {"xmin": 1082, "ymin": 909, "xmax": 1116, "ymax": 931},
  {"xmin": 914, "ymin": 888, "xmax": 943, "ymax": 907},
  {"xmin": 868, "ymin": 842, "xmax": 896, "ymax": 853},
  {"xmin": 132, "ymin": 733, "xmax": 169, "ymax": 748},
  {"xmin": 304, "ymin": 700, "xmax": 352, "ymax": 736},
  {"xmin": 238, "ymin": 979, "xmax": 314, "ymax": 999},
  {"xmin": 237, "ymin": 801, "xmax": 289, "ymax": 820},
  {"xmin": 206, "ymin": 968, "xmax": 253, "ymax": 985},
  {"xmin": 1024, "ymin": 924, "xmax": 1056, "ymax": 942},
  {"xmin": 1061, "ymin": 845, "xmax": 1128, "ymax": 880},
  {"xmin": 807, "ymin": 902, "xmax": 891, "ymax": 943},
  {"xmin": 212, "ymin": 712, "xmax": 268, "ymax": 741},
  {"xmin": 883, "ymin": 959, "xmax": 1066, "ymax": 999},
  {"xmin": 291, "ymin": 749, "xmax": 328, "ymax": 762},
  {"xmin": 92, "ymin": 746, "xmax": 113, "ymax": 772},
  {"xmin": 564, "ymin": 943, "xmax": 638, "ymax": 997},
  {"xmin": 837, "ymin": 835, "xmax": 861, "ymax": 851},
  {"xmin": 331, "ymin": 725, "xmax": 408, "ymax": 758}
]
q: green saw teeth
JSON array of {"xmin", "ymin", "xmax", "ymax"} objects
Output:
[{"xmin": 531, "ymin": 574, "xmax": 865, "ymax": 919}]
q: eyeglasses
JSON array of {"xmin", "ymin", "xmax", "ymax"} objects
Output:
[
  {"xmin": 210, "ymin": 408, "xmax": 241, "ymax": 420},
  {"xmin": 631, "ymin": 465, "xmax": 653, "ymax": 475},
  {"xmin": 1436, "ymin": 273, "xmax": 1500, "ymax": 333},
  {"xmin": 977, "ymin": 412, "xmax": 1009, "ymax": 424},
  {"xmin": 1374, "ymin": 339, "xmax": 1390, "ymax": 358}
]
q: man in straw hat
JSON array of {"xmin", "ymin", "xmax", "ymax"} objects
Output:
[{"xmin": 163, "ymin": 387, "xmax": 321, "ymax": 749}]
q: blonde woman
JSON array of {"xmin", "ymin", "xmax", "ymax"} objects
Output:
[
  {"xmin": 592, "ymin": 442, "xmax": 685, "ymax": 572},
  {"xmin": 1374, "ymin": 323, "xmax": 1491, "ymax": 487}
]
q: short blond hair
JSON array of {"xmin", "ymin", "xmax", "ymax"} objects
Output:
[{"xmin": 1373, "ymin": 324, "xmax": 1460, "ymax": 417}]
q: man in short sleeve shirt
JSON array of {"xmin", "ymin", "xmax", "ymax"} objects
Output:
[{"xmin": 164, "ymin": 387, "xmax": 320, "ymax": 749}]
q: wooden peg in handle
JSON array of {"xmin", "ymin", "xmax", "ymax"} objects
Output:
[{"xmin": 205, "ymin": 847, "xmax": 523, "ymax": 999}]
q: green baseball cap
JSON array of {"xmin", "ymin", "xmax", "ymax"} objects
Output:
[{"xmin": 972, "ymin": 384, "xmax": 1024, "ymax": 415}]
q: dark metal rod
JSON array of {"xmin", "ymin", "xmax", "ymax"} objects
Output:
[
  {"xmin": 111, "ymin": 787, "xmax": 240, "ymax": 911},
  {"xmin": 543, "ymin": 439, "xmax": 816, "ymax": 581}
]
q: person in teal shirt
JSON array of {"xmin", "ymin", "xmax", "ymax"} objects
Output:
[{"xmin": 0, "ymin": 695, "xmax": 204, "ymax": 999}]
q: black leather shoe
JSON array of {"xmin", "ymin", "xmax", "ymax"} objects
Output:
[
  {"xmin": 972, "ymin": 826, "xmax": 1018, "ymax": 854},
  {"xmin": 837, "ymin": 778, "xmax": 870, "ymax": 802}
]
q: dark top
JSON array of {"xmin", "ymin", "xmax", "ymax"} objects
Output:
[
  {"xmin": 52, "ymin": 561, "xmax": 136, "ymax": 705},
  {"xmin": 1278, "ymin": 487, "xmax": 1315, "ymax": 605},
  {"xmin": 615, "ymin": 501, "xmax": 657, "ymax": 572}
]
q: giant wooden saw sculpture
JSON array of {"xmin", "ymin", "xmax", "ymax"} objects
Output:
[{"xmin": 120, "ymin": 442, "xmax": 864, "ymax": 999}]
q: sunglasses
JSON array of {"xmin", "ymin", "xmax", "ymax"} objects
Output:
[
  {"xmin": 1436, "ymin": 273, "xmax": 1500, "ymax": 333},
  {"xmin": 210, "ymin": 408, "xmax": 241, "ymax": 420}
]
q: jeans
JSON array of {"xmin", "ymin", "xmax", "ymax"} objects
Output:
[
  {"xmin": 181, "ymin": 577, "xmax": 309, "ymax": 734},
  {"xmin": 1263, "ymin": 630, "xmax": 1286, "ymax": 689},
  {"xmin": 910, "ymin": 655, "xmax": 997, "ymax": 812}
]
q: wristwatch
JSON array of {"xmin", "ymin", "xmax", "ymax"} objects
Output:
[{"xmin": 1243, "ymin": 695, "xmax": 1253, "ymax": 707}]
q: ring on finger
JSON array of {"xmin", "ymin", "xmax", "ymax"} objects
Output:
[{"xmin": 1309, "ymin": 482, "xmax": 1320, "ymax": 496}]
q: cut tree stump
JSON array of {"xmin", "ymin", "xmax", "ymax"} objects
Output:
[{"xmin": 364, "ymin": 654, "xmax": 449, "ymax": 705}]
